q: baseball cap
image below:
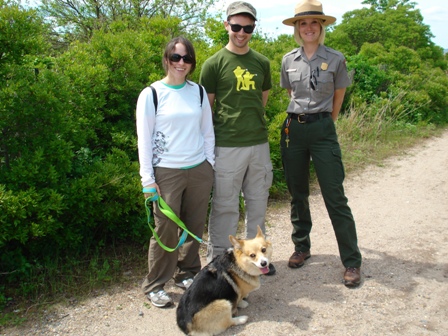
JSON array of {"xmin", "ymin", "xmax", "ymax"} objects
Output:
[{"xmin": 226, "ymin": 1, "xmax": 257, "ymax": 21}]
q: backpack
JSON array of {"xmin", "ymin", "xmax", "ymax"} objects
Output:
[{"xmin": 149, "ymin": 83, "xmax": 204, "ymax": 112}]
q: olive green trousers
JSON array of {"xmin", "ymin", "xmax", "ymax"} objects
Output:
[{"xmin": 281, "ymin": 115, "xmax": 362, "ymax": 267}]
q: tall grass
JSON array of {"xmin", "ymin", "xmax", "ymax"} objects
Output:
[
  {"xmin": 0, "ymin": 242, "xmax": 147, "ymax": 327},
  {"xmin": 337, "ymin": 91, "xmax": 437, "ymax": 173},
  {"xmin": 268, "ymin": 89, "xmax": 441, "ymax": 199}
]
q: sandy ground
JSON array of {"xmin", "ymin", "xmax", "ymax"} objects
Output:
[{"xmin": 2, "ymin": 130, "xmax": 448, "ymax": 336}]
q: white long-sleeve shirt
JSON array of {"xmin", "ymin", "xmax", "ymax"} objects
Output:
[{"xmin": 136, "ymin": 80, "xmax": 215, "ymax": 187}]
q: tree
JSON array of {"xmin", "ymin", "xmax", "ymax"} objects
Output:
[
  {"xmin": 0, "ymin": 0, "xmax": 48, "ymax": 69},
  {"xmin": 0, "ymin": 2, "xmax": 150, "ymax": 282},
  {"xmin": 0, "ymin": 1, "xmax": 77, "ymax": 266},
  {"xmin": 0, "ymin": 0, "xmax": 56, "ymax": 171},
  {"xmin": 326, "ymin": 0, "xmax": 444, "ymax": 67},
  {"xmin": 39, "ymin": 0, "xmax": 218, "ymax": 46},
  {"xmin": 324, "ymin": 0, "xmax": 447, "ymax": 123}
]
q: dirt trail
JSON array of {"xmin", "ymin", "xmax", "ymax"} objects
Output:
[{"xmin": 2, "ymin": 130, "xmax": 448, "ymax": 336}]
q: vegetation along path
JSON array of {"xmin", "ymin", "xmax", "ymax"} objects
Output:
[{"xmin": 2, "ymin": 130, "xmax": 448, "ymax": 335}]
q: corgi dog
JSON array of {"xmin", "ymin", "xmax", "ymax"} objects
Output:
[{"xmin": 176, "ymin": 226, "xmax": 273, "ymax": 335}]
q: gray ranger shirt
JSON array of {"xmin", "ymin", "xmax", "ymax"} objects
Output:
[{"xmin": 280, "ymin": 44, "xmax": 351, "ymax": 114}]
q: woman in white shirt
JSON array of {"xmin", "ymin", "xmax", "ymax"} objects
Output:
[{"xmin": 136, "ymin": 37, "xmax": 214, "ymax": 308}]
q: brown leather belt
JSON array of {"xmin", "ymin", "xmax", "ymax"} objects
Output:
[{"xmin": 288, "ymin": 112, "xmax": 331, "ymax": 123}]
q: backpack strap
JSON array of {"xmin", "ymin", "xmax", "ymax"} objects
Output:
[
  {"xmin": 150, "ymin": 84, "xmax": 203, "ymax": 111},
  {"xmin": 198, "ymin": 84, "xmax": 204, "ymax": 107},
  {"xmin": 149, "ymin": 85, "xmax": 158, "ymax": 111}
]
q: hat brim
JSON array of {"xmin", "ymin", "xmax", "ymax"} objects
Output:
[
  {"xmin": 229, "ymin": 10, "xmax": 257, "ymax": 20},
  {"xmin": 282, "ymin": 15, "xmax": 336, "ymax": 26}
]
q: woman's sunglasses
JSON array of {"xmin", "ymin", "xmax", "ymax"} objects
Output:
[
  {"xmin": 169, "ymin": 53, "xmax": 194, "ymax": 64},
  {"xmin": 227, "ymin": 22, "xmax": 255, "ymax": 34}
]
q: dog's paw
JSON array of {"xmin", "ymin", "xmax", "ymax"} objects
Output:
[
  {"xmin": 232, "ymin": 315, "xmax": 248, "ymax": 325},
  {"xmin": 238, "ymin": 299, "xmax": 249, "ymax": 308}
]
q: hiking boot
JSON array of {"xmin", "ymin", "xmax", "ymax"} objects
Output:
[
  {"xmin": 343, "ymin": 267, "xmax": 361, "ymax": 287},
  {"xmin": 175, "ymin": 278, "xmax": 194, "ymax": 290},
  {"xmin": 288, "ymin": 251, "xmax": 311, "ymax": 268},
  {"xmin": 147, "ymin": 290, "xmax": 173, "ymax": 308}
]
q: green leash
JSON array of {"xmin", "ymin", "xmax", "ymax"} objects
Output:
[{"xmin": 143, "ymin": 188, "xmax": 204, "ymax": 252}]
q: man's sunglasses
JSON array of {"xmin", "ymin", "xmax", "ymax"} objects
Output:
[
  {"xmin": 169, "ymin": 53, "xmax": 194, "ymax": 64},
  {"xmin": 227, "ymin": 22, "xmax": 255, "ymax": 34},
  {"xmin": 310, "ymin": 69, "xmax": 318, "ymax": 90}
]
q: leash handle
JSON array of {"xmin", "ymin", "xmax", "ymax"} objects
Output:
[{"xmin": 142, "ymin": 187, "xmax": 159, "ymax": 201}]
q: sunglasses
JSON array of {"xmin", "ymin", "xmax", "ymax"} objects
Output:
[
  {"xmin": 310, "ymin": 69, "xmax": 318, "ymax": 90},
  {"xmin": 227, "ymin": 22, "xmax": 255, "ymax": 34},
  {"xmin": 169, "ymin": 53, "xmax": 194, "ymax": 64}
]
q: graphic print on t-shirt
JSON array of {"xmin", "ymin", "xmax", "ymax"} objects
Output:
[
  {"xmin": 152, "ymin": 131, "xmax": 167, "ymax": 166},
  {"xmin": 233, "ymin": 66, "xmax": 256, "ymax": 91}
]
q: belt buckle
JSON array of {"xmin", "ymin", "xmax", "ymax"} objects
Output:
[{"xmin": 298, "ymin": 113, "xmax": 306, "ymax": 124}]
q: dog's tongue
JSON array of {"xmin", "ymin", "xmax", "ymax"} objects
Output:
[{"xmin": 260, "ymin": 266, "xmax": 270, "ymax": 274}]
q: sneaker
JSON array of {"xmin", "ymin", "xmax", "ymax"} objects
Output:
[
  {"xmin": 175, "ymin": 278, "xmax": 194, "ymax": 290},
  {"xmin": 265, "ymin": 263, "xmax": 276, "ymax": 276},
  {"xmin": 147, "ymin": 290, "xmax": 173, "ymax": 308}
]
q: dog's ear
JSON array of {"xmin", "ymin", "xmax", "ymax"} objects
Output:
[
  {"xmin": 229, "ymin": 235, "xmax": 242, "ymax": 249},
  {"xmin": 256, "ymin": 225, "xmax": 264, "ymax": 239}
]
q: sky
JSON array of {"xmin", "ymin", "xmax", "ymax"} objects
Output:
[{"xmin": 212, "ymin": 0, "xmax": 448, "ymax": 49}]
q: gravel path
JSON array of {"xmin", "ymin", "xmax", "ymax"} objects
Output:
[{"xmin": 2, "ymin": 130, "xmax": 448, "ymax": 336}]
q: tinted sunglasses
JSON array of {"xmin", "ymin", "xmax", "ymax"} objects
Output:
[
  {"xmin": 227, "ymin": 22, "xmax": 255, "ymax": 34},
  {"xmin": 169, "ymin": 53, "xmax": 194, "ymax": 64},
  {"xmin": 310, "ymin": 69, "xmax": 318, "ymax": 90}
]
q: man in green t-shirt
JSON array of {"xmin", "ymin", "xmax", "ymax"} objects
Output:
[{"xmin": 199, "ymin": 1, "xmax": 275, "ymax": 275}]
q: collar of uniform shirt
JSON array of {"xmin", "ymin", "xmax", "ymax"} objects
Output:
[{"xmin": 296, "ymin": 45, "xmax": 329, "ymax": 61}]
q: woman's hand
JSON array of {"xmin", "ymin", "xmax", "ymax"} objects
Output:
[
  {"xmin": 332, "ymin": 88, "xmax": 346, "ymax": 121},
  {"xmin": 143, "ymin": 183, "xmax": 161, "ymax": 199}
]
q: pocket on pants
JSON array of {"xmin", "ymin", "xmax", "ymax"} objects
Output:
[
  {"xmin": 214, "ymin": 170, "xmax": 234, "ymax": 199},
  {"xmin": 331, "ymin": 147, "xmax": 345, "ymax": 182}
]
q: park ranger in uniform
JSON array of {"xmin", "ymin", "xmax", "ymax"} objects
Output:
[{"xmin": 280, "ymin": 0, "xmax": 362, "ymax": 287}]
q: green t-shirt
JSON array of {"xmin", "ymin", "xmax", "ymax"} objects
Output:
[{"xmin": 199, "ymin": 48, "xmax": 272, "ymax": 147}]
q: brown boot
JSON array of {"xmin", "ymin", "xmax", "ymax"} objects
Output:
[
  {"xmin": 288, "ymin": 251, "xmax": 310, "ymax": 268},
  {"xmin": 343, "ymin": 267, "xmax": 361, "ymax": 287}
]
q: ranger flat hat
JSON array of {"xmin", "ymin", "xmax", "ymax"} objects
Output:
[
  {"xmin": 282, "ymin": 0, "xmax": 336, "ymax": 26},
  {"xmin": 226, "ymin": 1, "xmax": 258, "ymax": 21}
]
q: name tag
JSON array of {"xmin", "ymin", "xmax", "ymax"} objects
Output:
[{"xmin": 286, "ymin": 69, "xmax": 297, "ymax": 72}]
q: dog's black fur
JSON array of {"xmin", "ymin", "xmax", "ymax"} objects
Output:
[
  {"xmin": 176, "ymin": 251, "xmax": 239, "ymax": 334},
  {"xmin": 176, "ymin": 227, "xmax": 272, "ymax": 335}
]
